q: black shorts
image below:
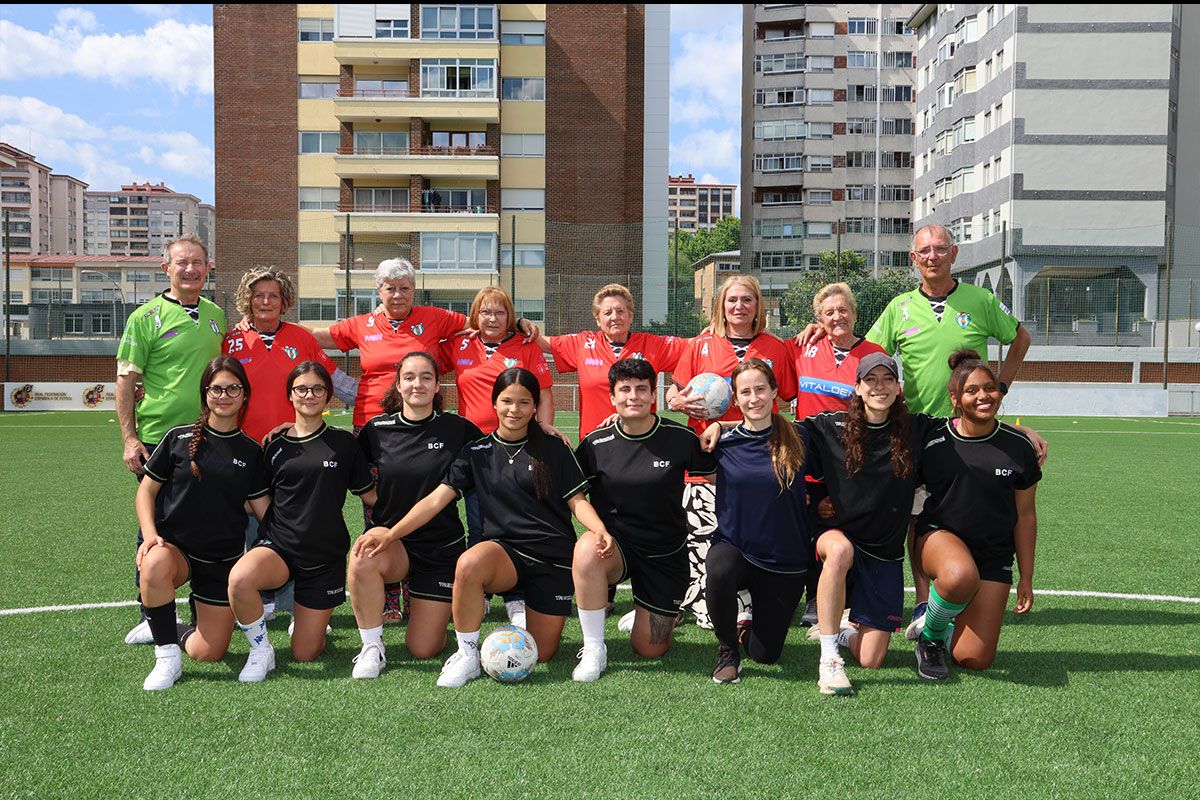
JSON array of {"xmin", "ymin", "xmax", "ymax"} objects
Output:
[
  {"xmin": 179, "ymin": 549, "xmax": 239, "ymax": 607},
  {"xmin": 496, "ymin": 542, "xmax": 573, "ymax": 617},
  {"xmin": 403, "ymin": 538, "xmax": 465, "ymax": 603},
  {"xmin": 252, "ymin": 539, "xmax": 346, "ymax": 610},
  {"xmin": 611, "ymin": 536, "xmax": 688, "ymax": 618},
  {"xmin": 914, "ymin": 517, "xmax": 1015, "ymax": 586},
  {"xmin": 844, "ymin": 546, "xmax": 904, "ymax": 632}
]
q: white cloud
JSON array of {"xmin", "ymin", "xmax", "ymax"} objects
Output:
[
  {"xmin": 1, "ymin": 95, "xmax": 213, "ymax": 191},
  {"xmin": 671, "ymin": 4, "xmax": 741, "ymax": 35},
  {"xmin": 671, "ymin": 128, "xmax": 740, "ymax": 181},
  {"xmin": 0, "ymin": 17, "xmax": 212, "ymax": 95},
  {"xmin": 129, "ymin": 4, "xmax": 186, "ymax": 18},
  {"xmin": 670, "ymin": 28, "xmax": 742, "ymax": 125}
]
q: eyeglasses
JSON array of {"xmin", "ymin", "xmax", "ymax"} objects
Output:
[
  {"xmin": 171, "ymin": 259, "xmax": 208, "ymax": 269},
  {"xmin": 913, "ymin": 245, "xmax": 953, "ymax": 258},
  {"xmin": 291, "ymin": 385, "xmax": 328, "ymax": 397},
  {"xmin": 478, "ymin": 309, "xmax": 507, "ymax": 318},
  {"xmin": 207, "ymin": 384, "xmax": 244, "ymax": 398}
]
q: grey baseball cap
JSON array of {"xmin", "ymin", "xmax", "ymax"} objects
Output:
[{"xmin": 855, "ymin": 352, "xmax": 899, "ymax": 381}]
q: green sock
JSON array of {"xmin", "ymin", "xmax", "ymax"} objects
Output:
[{"xmin": 921, "ymin": 584, "xmax": 967, "ymax": 643}]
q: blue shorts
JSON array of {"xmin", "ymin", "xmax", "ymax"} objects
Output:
[{"xmin": 845, "ymin": 546, "xmax": 904, "ymax": 633}]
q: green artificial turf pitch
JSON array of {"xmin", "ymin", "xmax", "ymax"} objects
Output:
[{"xmin": 1, "ymin": 411, "xmax": 1197, "ymax": 799}]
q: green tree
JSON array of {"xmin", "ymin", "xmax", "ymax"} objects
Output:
[
  {"xmin": 650, "ymin": 218, "xmax": 741, "ymax": 336},
  {"xmin": 781, "ymin": 252, "xmax": 914, "ymax": 335}
]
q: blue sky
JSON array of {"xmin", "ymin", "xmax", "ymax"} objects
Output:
[{"xmin": 1, "ymin": 4, "xmax": 741, "ymax": 205}]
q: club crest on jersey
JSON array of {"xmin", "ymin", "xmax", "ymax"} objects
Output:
[
  {"xmin": 503, "ymin": 358, "xmax": 518, "ymax": 368},
  {"xmin": 956, "ymin": 312, "xmax": 972, "ymax": 329},
  {"xmin": 283, "ymin": 346, "xmax": 298, "ymax": 360},
  {"xmin": 628, "ymin": 351, "xmax": 644, "ymax": 360},
  {"xmin": 411, "ymin": 323, "xmax": 425, "ymax": 336},
  {"xmin": 584, "ymin": 337, "xmax": 597, "ymax": 350}
]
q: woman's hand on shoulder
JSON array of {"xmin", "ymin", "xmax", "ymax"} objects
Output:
[
  {"xmin": 262, "ymin": 422, "xmax": 292, "ymax": 445},
  {"xmin": 538, "ymin": 420, "xmax": 570, "ymax": 446}
]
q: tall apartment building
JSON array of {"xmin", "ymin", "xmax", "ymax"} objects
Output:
[
  {"xmin": 84, "ymin": 182, "xmax": 210, "ymax": 258},
  {"xmin": 214, "ymin": 3, "xmax": 666, "ymax": 333},
  {"xmin": 741, "ymin": 4, "xmax": 919, "ymax": 294},
  {"xmin": 669, "ymin": 174, "xmax": 736, "ymax": 233},
  {"xmin": 1, "ymin": 143, "xmax": 89, "ymax": 256},
  {"xmin": 909, "ymin": 4, "xmax": 1197, "ymax": 339}
]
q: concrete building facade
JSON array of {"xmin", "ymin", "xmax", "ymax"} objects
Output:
[
  {"xmin": 669, "ymin": 174, "xmax": 736, "ymax": 233},
  {"xmin": 1, "ymin": 143, "xmax": 83, "ymax": 256},
  {"xmin": 84, "ymin": 182, "xmax": 210, "ymax": 259}
]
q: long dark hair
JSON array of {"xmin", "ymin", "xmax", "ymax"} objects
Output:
[
  {"xmin": 946, "ymin": 348, "xmax": 999, "ymax": 417},
  {"xmin": 190, "ymin": 355, "xmax": 251, "ymax": 479},
  {"xmin": 492, "ymin": 367, "xmax": 553, "ymax": 501},
  {"xmin": 730, "ymin": 358, "xmax": 805, "ymax": 491},
  {"xmin": 286, "ymin": 361, "xmax": 333, "ymax": 401},
  {"xmin": 382, "ymin": 351, "xmax": 444, "ymax": 414},
  {"xmin": 842, "ymin": 392, "xmax": 912, "ymax": 479}
]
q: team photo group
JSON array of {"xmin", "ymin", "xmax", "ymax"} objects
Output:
[{"xmin": 121, "ymin": 223, "xmax": 1046, "ymax": 697}]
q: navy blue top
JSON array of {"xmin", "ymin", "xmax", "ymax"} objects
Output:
[{"xmin": 713, "ymin": 423, "xmax": 810, "ymax": 573}]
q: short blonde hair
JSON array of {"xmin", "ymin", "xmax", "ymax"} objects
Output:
[
  {"xmin": 812, "ymin": 282, "xmax": 857, "ymax": 317},
  {"xmin": 162, "ymin": 234, "xmax": 208, "ymax": 263},
  {"xmin": 711, "ymin": 275, "xmax": 766, "ymax": 337},
  {"xmin": 235, "ymin": 268, "xmax": 297, "ymax": 319},
  {"xmin": 468, "ymin": 286, "xmax": 517, "ymax": 333},
  {"xmin": 592, "ymin": 284, "xmax": 635, "ymax": 317}
]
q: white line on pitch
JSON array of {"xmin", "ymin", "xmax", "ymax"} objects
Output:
[
  {"xmin": 0, "ymin": 599, "xmax": 187, "ymax": 616},
  {"xmin": 1032, "ymin": 430, "xmax": 1200, "ymax": 435}
]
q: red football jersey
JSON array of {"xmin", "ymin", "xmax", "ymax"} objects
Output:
[
  {"xmin": 791, "ymin": 337, "xmax": 888, "ymax": 419},
  {"xmin": 671, "ymin": 331, "xmax": 796, "ymax": 435},
  {"xmin": 223, "ymin": 322, "xmax": 338, "ymax": 444},
  {"xmin": 441, "ymin": 334, "xmax": 552, "ymax": 434},
  {"xmin": 329, "ymin": 306, "xmax": 466, "ymax": 428},
  {"xmin": 550, "ymin": 330, "xmax": 687, "ymax": 438}
]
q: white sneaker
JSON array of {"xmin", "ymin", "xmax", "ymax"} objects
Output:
[
  {"xmin": 905, "ymin": 602, "xmax": 928, "ymax": 641},
  {"xmin": 436, "ymin": 649, "xmax": 481, "ymax": 687},
  {"xmin": 238, "ymin": 646, "xmax": 276, "ymax": 683},
  {"xmin": 124, "ymin": 619, "xmax": 154, "ymax": 645},
  {"xmin": 287, "ymin": 619, "xmax": 333, "ymax": 637},
  {"xmin": 617, "ymin": 610, "xmax": 636, "ymax": 633},
  {"xmin": 351, "ymin": 641, "xmax": 386, "ymax": 679},
  {"xmin": 572, "ymin": 642, "xmax": 608, "ymax": 683},
  {"xmin": 143, "ymin": 644, "xmax": 183, "ymax": 691},
  {"xmin": 505, "ymin": 599, "xmax": 527, "ymax": 630},
  {"xmin": 818, "ymin": 655, "xmax": 854, "ymax": 696},
  {"xmin": 262, "ymin": 602, "xmax": 276, "ymax": 622},
  {"xmin": 807, "ymin": 610, "xmax": 855, "ymax": 641}
]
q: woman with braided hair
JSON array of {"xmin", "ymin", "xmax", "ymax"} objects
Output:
[{"xmin": 135, "ymin": 355, "xmax": 271, "ymax": 691}]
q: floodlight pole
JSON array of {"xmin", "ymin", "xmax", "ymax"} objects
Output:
[
  {"xmin": 1162, "ymin": 215, "xmax": 1173, "ymax": 388},
  {"xmin": 4, "ymin": 210, "xmax": 10, "ymax": 381}
]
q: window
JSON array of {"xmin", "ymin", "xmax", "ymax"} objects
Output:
[
  {"xmin": 847, "ymin": 51, "xmax": 877, "ymax": 69},
  {"xmin": 881, "ymin": 185, "xmax": 913, "ymax": 202},
  {"xmin": 847, "ymin": 151, "xmax": 874, "ymax": 168},
  {"xmin": 950, "ymin": 216, "xmax": 974, "ymax": 242},
  {"xmin": 501, "ymin": 244, "xmax": 546, "ymax": 267},
  {"xmin": 954, "ymin": 16, "xmax": 979, "ymax": 45},
  {"xmin": 952, "ymin": 116, "xmax": 976, "ymax": 148},
  {"xmin": 806, "ymin": 222, "xmax": 832, "ymax": 239},
  {"xmin": 501, "ymin": 21, "xmax": 545, "ymax": 45},
  {"xmin": 757, "ymin": 252, "xmax": 806, "ymax": 271},
  {"xmin": 848, "ymin": 85, "xmax": 875, "ymax": 102},
  {"xmin": 846, "ymin": 185, "xmax": 874, "ymax": 202},
  {"xmin": 807, "ymin": 88, "xmax": 834, "ymax": 105},
  {"xmin": 430, "ymin": 131, "xmax": 486, "ymax": 150},
  {"xmin": 376, "ymin": 18, "xmax": 410, "ymax": 39},
  {"xmin": 756, "ymin": 88, "xmax": 803, "ymax": 107},
  {"xmin": 299, "ymin": 187, "xmax": 339, "ymax": 211},
  {"xmin": 954, "ymin": 67, "xmax": 977, "ymax": 95},
  {"xmin": 421, "ymin": 59, "xmax": 496, "ymax": 98},
  {"xmin": 354, "ymin": 79, "xmax": 408, "ymax": 97},
  {"xmin": 754, "ymin": 153, "xmax": 803, "ymax": 172},
  {"xmin": 807, "ymin": 21, "xmax": 834, "ymax": 39},
  {"xmin": 515, "ymin": 299, "xmax": 544, "ymax": 323},
  {"xmin": 81, "ymin": 270, "xmax": 119, "ymax": 283},
  {"xmin": 806, "ymin": 55, "xmax": 834, "ymax": 73},
  {"xmin": 844, "ymin": 218, "xmax": 873, "ymax": 234},
  {"xmin": 848, "ymin": 18, "xmax": 877, "ymax": 35},
  {"xmin": 421, "ymin": 5, "xmax": 496, "ymax": 39},
  {"xmin": 806, "ymin": 155, "xmax": 833, "ymax": 173},
  {"xmin": 806, "ymin": 189, "xmax": 832, "ymax": 205},
  {"xmin": 937, "ymin": 36, "xmax": 955, "ymax": 62},
  {"xmin": 754, "ymin": 220, "xmax": 804, "ymax": 239},
  {"xmin": 337, "ymin": 289, "xmax": 380, "ymax": 317},
  {"xmin": 501, "ymin": 189, "xmax": 545, "ymax": 212},
  {"xmin": 2, "ymin": 290, "xmax": 24, "ymax": 303},
  {"xmin": 300, "ymin": 242, "xmax": 341, "ymax": 265},
  {"xmin": 808, "ymin": 122, "xmax": 834, "ymax": 139},
  {"xmin": 299, "ymin": 132, "xmax": 340, "ymax": 154},
  {"xmin": 761, "ymin": 192, "xmax": 801, "ymax": 206},
  {"xmin": 64, "ymin": 313, "xmax": 84, "ymax": 334},
  {"xmin": 420, "ymin": 233, "xmax": 497, "ymax": 270},
  {"xmin": 30, "ymin": 268, "xmax": 72, "ymax": 281},
  {"xmin": 846, "ymin": 117, "xmax": 875, "ymax": 135},
  {"xmin": 756, "ymin": 52, "xmax": 805, "ymax": 74},
  {"xmin": 299, "ymin": 82, "xmax": 338, "ymax": 98},
  {"xmin": 502, "ymin": 78, "xmax": 545, "ymax": 101},
  {"xmin": 299, "ymin": 298, "xmax": 338, "ymax": 321},
  {"xmin": 32, "ymin": 289, "xmax": 73, "ymax": 302},
  {"xmin": 353, "ymin": 131, "xmax": 409, "ymax": 155},
  {"xmin": 125, "ymin": 270, "xmax": 152, "ymax": 283},
  {"xmin": 753, "ymin": 120, "xmax": 806, "ymax": 141},
  {"xmin": 354, "ymin": 188, "xmax": 410, "ymax": 212},
  {"xmin": 879, "ymin": 218, "xmax": 912, "ymax": 235},
  {"xmin": 298, "ymin": 18, "xmax": 334, "ymax": 41},
  {"xmin": 882, "ymin": 151, "xmax": 912, "ymax": 168},
  {"xmin": 427, "ymin": 187, "xmax": 487, "ymax": 210},
  {"xmin": 884, "ymin": 51, "xmax": 914, "ymax": 69}
]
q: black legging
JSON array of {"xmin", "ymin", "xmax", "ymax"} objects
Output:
[{"xmin": 705, "ymin": 541, "xmax": 805, "ymax": 664}]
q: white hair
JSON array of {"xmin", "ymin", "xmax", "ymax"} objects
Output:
[
  {"xmin": 912, "ymin": 223, "xmax": 955, "ymax": 248},
  {"xmin": 375, "ymin": 258, "xmax": 416, "ymax": 287}
]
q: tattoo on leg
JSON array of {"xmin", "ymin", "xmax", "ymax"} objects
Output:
[{"xmin": 648, "ymin": 613, "xmax": 674, "ymax": 645}]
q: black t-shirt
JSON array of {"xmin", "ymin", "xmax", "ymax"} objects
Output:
[
  {"xmin": 261, "ymin": 423, "xmax": 373, "ymax": 566},
  {"xmin": 443, "ymin": 431, "xmax": 588, "ymax": 567},
  {"xmin": 357, "ymin": 410, "xmax": 483, "ymax": 548},
  {"xmin": 919, "ymin": 419, "xmax": 1042, "ymax": 561},
  {"xmin": 575, "ymin": 415, "xmax": 717, "ymax": 557},
  {"xmin": 143, "ymin": 424, "xmax": 268, "ymax": 560},
  {"xmin": 802, "ymin": 412, "xmax": 941, "ymax": 560}
]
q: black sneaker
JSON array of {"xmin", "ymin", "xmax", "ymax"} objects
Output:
[
  {"xmin": 712, "ymin": 644, "xmax": 742, "ymax": 684},
  {"xmin": 915, "ymin": 635, "xmax": 951, "ymax": 680},
  {"xmin": 799, "ymin": 598, "xmax": 818, "ymax": 628}
]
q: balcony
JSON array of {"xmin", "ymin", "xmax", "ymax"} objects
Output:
[
  {"xmin": 334, "ymin": 37, "xmax": 498, "ymax": 65},
  {"xmin": 333, "ymin": 89, "xmax": 499, "ymax": 123},
  {"xmin": 333, "ymin": 145, "xmax": 499, "ymax": 180},
  {"xmin": 335, "ymin": 203, "xmax": 498, "ymax": 235}
]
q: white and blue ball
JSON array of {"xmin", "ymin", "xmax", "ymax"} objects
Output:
[
  {"xmin": 480, "ymin": 625, "xmax": 539, "ymax": 683},
  {"xmin": 685, "ymin": 372, "xmax": 733, "ymax": 419}
]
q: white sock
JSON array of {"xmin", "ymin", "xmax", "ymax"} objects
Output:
[
  {"xmin": 455, "ymin": 629, "xmax": 480, "ymax": 655},
  {"xmin": 239, "ymin": 614, "xmax": 270, "ymax": 650},
  {"xmin": 579, "ymin": 608, "xmax": 606, "ymax": 646},
  {"xmin": 358, "ymin": 625, "xmax": 384, "ymax": 648},
  {"xmin": 836, "ymin": 627, "xmax": 857, "ymax": 649},
  {"xmin": 820, "ymin": 634, "xmax": 839, "ymax": 661},
  {"xmin": 736, "ymin": 610, "xmax": 753, "ymax": 625}
]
